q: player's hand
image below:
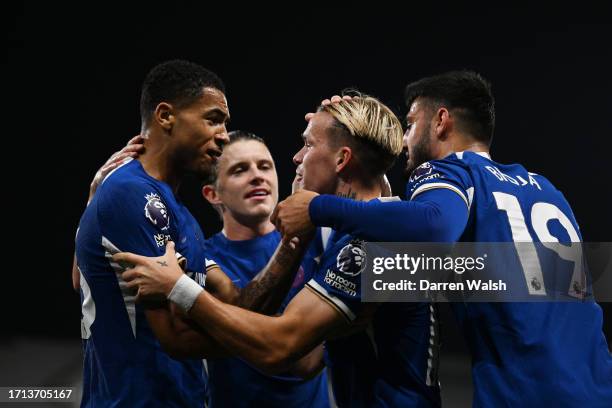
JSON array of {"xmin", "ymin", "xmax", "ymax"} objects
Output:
[
  {"xmin": 114, "ymin": 241, "xmax": 183, "ymax": 301},
  {"xmin": 88, "ymin": 135, "xmax": 145, "ymax": 203},
  {"xmin": 304, "ymin": 95, "xmax": 353, "ymax": 121},
  {"xmin": 271, "ymin": 190, "xmax": 319, "ymax": 239}
]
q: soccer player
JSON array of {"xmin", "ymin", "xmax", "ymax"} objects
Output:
[
  {"xmin": 75, "ymin": 60, "xmax": 307, "ymax": 407},
  {"xmin": 273, "ymin": 72, "xmax": 612, "ymax": 406},
  {"xmin": 72, "ymin": 134, "xmax": 145, "ymax": 291},
  {"xmin": 201, "ymin": 130, "xmax": 329, "ymax": 407},
  {"xmin": 115, "ymin": 95, "xmax": 443, "ymax": 407}
]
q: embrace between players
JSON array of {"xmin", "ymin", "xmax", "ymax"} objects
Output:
[{"xmin": 74, "ymin": 60, "xmax": 612, "ymax": 407}]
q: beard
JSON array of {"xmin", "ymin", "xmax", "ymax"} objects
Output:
[{"xmin": 404, "ymin": 124, "xmax": 434, "ymax": 178}]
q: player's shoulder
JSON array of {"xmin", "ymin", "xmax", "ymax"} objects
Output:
[
  {"xmin": 98, "ymin": 159, "xmax": 172, "ymax": 203},
  {"xmin": 99, "ymin": 159, "xmax": 151, "ymax": 192},
  {"xmin": 519, "ymin": 169, "xmax": 557, "ymax": 191},
  {"xmin": 434, "ymin": 151, "xmax": 492, "ymax": 170},
  {"xmin": 203, "ymin": 232, "xmax": 227, "ymax": 255},
  {"xmin": 324, "ymin": 234, "xmax": 365, "ymax": 271},
  {"xmin": 204, "ymin": 231, "xmax": 225, "ymax": 245},
  {"xmin": 409, "ymin": 152, "xmax": 479, "ymax": 181},
  {"xmin": 95, "ymin": 160, "xmax": 177, "ymax": 232},
  {"xmin": 406, "ymin": 153, "xmax": 476, "ymax": 198},
  {"xmin": 482, "ymin": 156, "xmax": 560, "ymax": 194}
]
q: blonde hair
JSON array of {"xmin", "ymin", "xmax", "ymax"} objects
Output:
[{"xmin": 320, "ymin": 94, "xmax": 403, "ymax": 157}]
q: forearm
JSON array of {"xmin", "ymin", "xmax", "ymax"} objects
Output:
[
  {"xmin": 188, "ymin": 290, "xmax": 313, "ymax": 374},
  {"xmin": 235, "ymin": 239, "xmax": 307, "ymax": 314},
  {"xmin": 144, "ymin": 305, "xmax": 228, "ymax": 359},
  {"xmin": 309, "ymin": 189, "xmax": 468, "ymax": 242},
  {"xmin": 288, "ymin": 343, "xmax": 325, "ymax": 380}
]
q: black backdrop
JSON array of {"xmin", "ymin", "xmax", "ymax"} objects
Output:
[{"xmin": 5, "ymin": 4, "xmax": 611, "ymax": 342}]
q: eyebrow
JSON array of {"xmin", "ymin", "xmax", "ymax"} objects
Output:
[
  {"xmin": 258, "ymin": 158, "xmax": 274, "ymax": 166},
  {"xmin": 205, "ymin": 108, "xmax": 230, "ymax": 123},
  {"xmin": 226, "ymin": 161, "xmax": 248, "ymax": 173},
  {"xmin": 226, "ymin": 158, "xmax": 274, "ymax": 173}
]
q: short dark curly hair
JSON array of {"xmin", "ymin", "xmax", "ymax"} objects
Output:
[
  {"xmin": 404, "ymin": 70, "xmax": 495, "ymax": 145},
  {"xmin": 140, "ymin": 59, "xmax": 225, "ymax": 125}
]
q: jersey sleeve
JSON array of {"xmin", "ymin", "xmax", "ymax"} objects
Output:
[
  {"xmin": 405, "ymin": 157, "xmax": 473, "ymax": 208},
  {"xmin": 96, "ymin": 178, "xmax": 178, "ymax": 262},
  {"xmin": 306, "ymin": 239, "xmax": 365, "ymax": 322},
  {"xmin": 308, "ymin": 189, "xmax": 468, "ymax": 242}
]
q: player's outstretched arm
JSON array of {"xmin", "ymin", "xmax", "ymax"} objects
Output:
[
  {"xmin": 114, "ymin": 241, "xmax": 308, "ymax": 359},
  {"xmin": 274, "ymin": 188, "xmax": 469, "ymax": 242},
  {"xmin": 114, "ymin": 243, "xmax": 349, "ymax": 372},
  {"xmin": 188, "ymin": 284, "xmax": 344, "ymax": 375},
  {"xmin": 143, "ymin": 303, "xmax": 229, "ymax": 359},
  {"xmin": 165, "ymin": 237, "xmax": 310, "ymax": 316}
]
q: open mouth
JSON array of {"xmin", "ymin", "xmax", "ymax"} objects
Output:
[
  {"xmin": 206, "ymin": 149, "xmax": 223, "ymax": 163},
  {"xmin": 207, "ymin": 148, "xmax": 223, "ymax": 159},
  {"xmin": 245, "ymin": 188, "xmax": 270, "ymax": 199}
]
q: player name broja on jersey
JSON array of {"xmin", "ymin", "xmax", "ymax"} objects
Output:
[{"xmin": 308, "ymin": 151, "xmax": 612, "ymax": 407}]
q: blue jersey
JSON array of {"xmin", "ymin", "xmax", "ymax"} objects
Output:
[
  {"xmin": 76, "ymin": 159, "xmax": 212, "ymax": 407},
  {"xmin": 406, "ymin": 151, "xmax": 612, "ymax": 407},
  {"xmin": 203, "ymin": 229, "xmax": 330, "ymax": 408},
  {"xmin": 307, "ymin": 229, "xmax": 441, "ymax": 407}
]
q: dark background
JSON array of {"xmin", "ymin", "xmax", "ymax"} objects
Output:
[{"xmin": 3, "ymin": 3, "xmax": 611, "ymax": 400}]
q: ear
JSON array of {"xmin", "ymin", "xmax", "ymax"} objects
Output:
[
  {"xmin": 154, "ymin": 102, "xmax": 175, "ymax": 131},
  {"xmin": 202, "ymin": 184, "xmax": 223, "ymax": 206},
  {"xmin": 335, "ymin": 146, "xmax": 353, "ymax": 174},
  {"xmin": 433, "ymin": 107, "xmax": 452, "ymax": 141}
]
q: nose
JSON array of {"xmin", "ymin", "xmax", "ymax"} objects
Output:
[
  {"xmin": 250, "ymin": 166, "xmax": 266, "ymax": 184},
  {"xmin": 215, "ymin": 127, "xmax": 230, "ymax": 149},
  {"xmin": 293, "ymin": 147, "xmax": 305, "ymax": 165}
]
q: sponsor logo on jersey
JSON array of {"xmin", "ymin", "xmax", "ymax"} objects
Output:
[
  {"xmin": 324, "ymin": 269, "xmax": 357, "ymax": 297},
  {"xmin": 409, "ymin": 172, "xmax": 442, "ymax": 193},
  {"xmin": 144, "ymin": 193, "xmax": 170, "ymax": 231},
  {"xmin": 409, "ymin": 162, "xmax": 434, "ymax": 182},
  {"xmin": 336, "ymin": 240, "xmax": 366, "ymax": 277},
  {"xmin": 154, "ymin": 233, "xmax": 171, "ymax": 247}
]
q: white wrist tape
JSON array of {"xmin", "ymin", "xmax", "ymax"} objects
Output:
[{"xmin": 168, "ymin": 274, "xmax": 203, "ymax": 312}]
